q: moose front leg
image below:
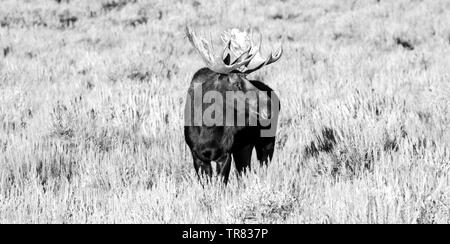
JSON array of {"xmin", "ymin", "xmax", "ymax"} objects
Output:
[
  {"xmin": 193, "ymin": 157, "xmax": 213, "ymax": 181},
  {"xmin": 216, "ymin": 154, "xmax": 232, "ymax": 184}
]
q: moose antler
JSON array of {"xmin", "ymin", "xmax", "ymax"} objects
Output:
[
  {"xmin": 186, "ymin": 26, "xmax": 256, "ymax": 74},
  {"xmin": 186, "ymin": 26, "xmax": 282, "ymax": 74},
  {"xmin": 243, "ymin": 45, "xmax": 283, "ymax": 74}
]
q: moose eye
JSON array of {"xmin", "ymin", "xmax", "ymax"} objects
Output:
[{"xmin": 233, "ymin": 81, "xmax": 242, "ymax": 90}]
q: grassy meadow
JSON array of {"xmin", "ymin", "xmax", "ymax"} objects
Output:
[{"xmin": 0, "ymin": 0, "xmax": 449, "ymax": 223}]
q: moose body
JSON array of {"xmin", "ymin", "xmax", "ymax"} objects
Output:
[
  {"xmin": 184, "ymin": 68, "xmax": 280, "ymax": 183},
  {"xmin": 184, "ymin": 27, "xmax": 282, "ymax": 183}
]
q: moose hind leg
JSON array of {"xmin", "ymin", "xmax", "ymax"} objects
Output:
[
  {"xmin": 255, "ymin": 137, "xmax": 275, "ymax": 166},
  {"xmin": 233, "ymin": 144, "xmax": 254, "ymax": 176}
]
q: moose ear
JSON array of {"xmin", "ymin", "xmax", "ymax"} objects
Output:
[{"xmin": 223, "ymin": 53, "xmax": 231, "ymax": 65}]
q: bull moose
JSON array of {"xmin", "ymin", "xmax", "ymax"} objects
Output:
[{"xmin": 184, "ymin": 27, "xmax": 282, "ymax": 184}]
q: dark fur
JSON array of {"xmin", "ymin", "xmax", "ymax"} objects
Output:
[{"xmin": 184, "ymin": 68, "xmax": 280, "ymax": 183}]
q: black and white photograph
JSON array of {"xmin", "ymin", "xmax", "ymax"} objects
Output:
[{"xmin": 0, "ymin": 0, "xmax": 449, "ymax": 229}]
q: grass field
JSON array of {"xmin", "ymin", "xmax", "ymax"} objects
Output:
[{"xmin": 0, "ymin": 0, "xmax": 449, "ymax": 223}]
